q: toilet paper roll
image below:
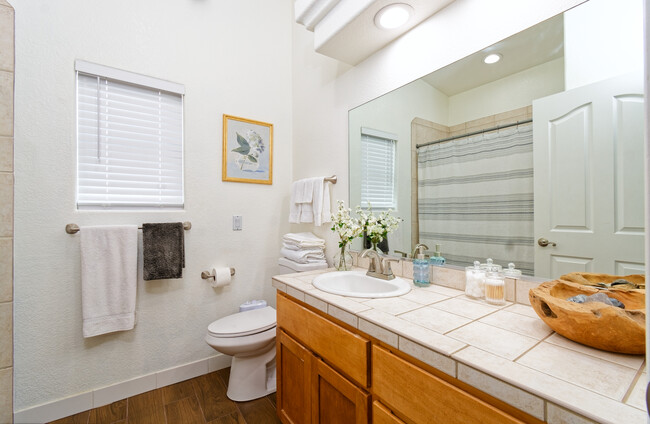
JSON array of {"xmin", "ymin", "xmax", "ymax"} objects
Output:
[{"xmin": 211, "ymin": 267, "xmax": 232, "ymax": 288}]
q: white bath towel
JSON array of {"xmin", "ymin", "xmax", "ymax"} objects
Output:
[
  {"xmin": 312, "ymin": 177, "xmax": 331, "ymax": 226},
  {"xmin": 280, "ymin": 247, "xmax": 326, "ymax": 264},
  {"xmin": 289, "ymin": 178, "xmax": 314, "ymax": 223},
  {"xmin": 282, "ymin": 232, "xmax": 326, "ymax": 248},
  {"xmin": 288, "ymin": 177, "xmax": 332, "ymax": 226},
  {"xmin": 80, "ymin": 225, "xmax": 138, "ymax": 338}
]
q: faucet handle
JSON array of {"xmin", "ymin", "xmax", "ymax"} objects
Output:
[
  {"xmin": 381, "ymin": 257, "xmax": 400, "ymax": 278},
  {"xmin": 394, "ymin": 250, "xmax": 409, "ymax": 258}
]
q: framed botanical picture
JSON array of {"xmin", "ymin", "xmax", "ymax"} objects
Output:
[{"xmin": 222, "ymin": 114, "xmax": 273, "ymax": 184}]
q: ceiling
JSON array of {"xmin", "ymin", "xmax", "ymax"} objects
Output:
[
  {"xmin": 295, "ymin": 0, "xmax": 456, "ymax": 65},
  {"xmin": 421, "ymin": 14, "xmax": 564, "ymax": 96}
]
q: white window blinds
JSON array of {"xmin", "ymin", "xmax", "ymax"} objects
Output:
[
  {"xmin": 360, "ymin": 127, "xmax": 397, "ymax": 210},
  {"xmin": 76, "ymin": 61, "xmax": 184, "ymax": 209}
]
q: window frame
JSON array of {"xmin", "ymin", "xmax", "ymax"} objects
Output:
[
  {"xmin": 75, "ymin": 60, "xmax": 185, "ymax": 210},
  {"xmin": 359, "ymin": 126, "xmax": 397, "ymax": 211}
]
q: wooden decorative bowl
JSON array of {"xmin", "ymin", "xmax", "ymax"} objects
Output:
[
  {"xmin": 560, "ymin": 272, "xmax": 645, "ymax": 289},
  {"xmin": 529, "ymin": 279, "xmax": 645, "ymax": 354}
]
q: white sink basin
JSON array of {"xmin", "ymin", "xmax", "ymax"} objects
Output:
[{"xmin": 312, "ymin": 270, "xmax": 411, "ymax": 298}]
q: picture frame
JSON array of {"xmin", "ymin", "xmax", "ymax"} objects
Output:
[{"xmin": 222, "ymin": 114, "xmax": 273, "ymax": 184}]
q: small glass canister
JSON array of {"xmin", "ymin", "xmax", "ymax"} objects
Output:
[
  {"xmin": 484, "ymin": 270, "xmax": 506, "ymax": 305},
  {"xmin": 465, "ymin": 261, "xmax": 486, "ymax": 299},
  {"xmin": 480, "ymin": 258, "xmax": 502, "ymax": 273},
  {"xmin": 503, "ymin": 263, "xmax": 522, "ymax": 278}
]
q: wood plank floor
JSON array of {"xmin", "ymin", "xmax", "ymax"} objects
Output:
[{"xmin": 48, "ymin": 368, "xmax": 281, "ymax": 424}]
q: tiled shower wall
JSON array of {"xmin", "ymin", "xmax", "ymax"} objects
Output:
[
  {"xmin": 0, "ymin": 0, "xmax": 14, "ymax": 422},
  {"xmin": 410, "ymin": 106, "xmax": 532, "ymax": 248}
]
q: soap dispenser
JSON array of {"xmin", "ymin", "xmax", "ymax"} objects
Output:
[
  {"xmin": 412, "ymin": 244, "xmax": 430, "ymax": 287},
  {"xmin": 429, "ymin": 244, "xmax": 446, "ymax": 266}
]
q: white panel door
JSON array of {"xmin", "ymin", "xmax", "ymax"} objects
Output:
[{"xmin": 533, "ymin": 72, "xmax": 645, "ymax": 279}]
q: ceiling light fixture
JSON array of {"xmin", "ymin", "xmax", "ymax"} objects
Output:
[
  {"xmin": 483, "ymin": 53, "xmax": 502, "ymax": 64},
  {"xmin": 374, "ymin": 3, "xmax": 413, "ymax": 30}
]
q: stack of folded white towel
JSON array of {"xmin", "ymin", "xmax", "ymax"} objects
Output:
[{"xmin": 281, "ymin": 232, "xmax": 327, "ymax": 265}]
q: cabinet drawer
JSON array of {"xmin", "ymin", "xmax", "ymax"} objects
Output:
[
  {"xmin": 277, "ymin": 293, "xmax": 370, "ymax": 387},
  {"xmin": 372, "ymin": 345, "xmax": 525, "ymax": 424},
  {"xmin": 373, "ymin": 401, "xmax": 406, "ymax": 424}
]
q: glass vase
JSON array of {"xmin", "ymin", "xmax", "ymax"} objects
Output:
[{"xmin": 334, "ymin": 244, "xmax": 353, "ymax": 271}]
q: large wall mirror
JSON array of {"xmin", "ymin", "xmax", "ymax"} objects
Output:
[{"xmin": 349, "ymin": 0, "xmax": 645, "ymax": 280}]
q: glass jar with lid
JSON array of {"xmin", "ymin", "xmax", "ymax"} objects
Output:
[
  {"xmin": 484, "ymin": 270, "xmax": 506, "ymax": 305},
  {"xmin": 503, "ymin": 262, "xmax": 522, "ymax": 278},
  {"xmin": 465, "ymin": 261, "xmax": 486, "ymax": 299}
]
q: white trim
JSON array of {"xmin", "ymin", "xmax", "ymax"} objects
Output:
[
  {"xmin": 75, "ymin": 60, "xmax": 185, "ymax": 94},
  {"xmin": 13, "ymin": 354, "xmax": 231, "ymax": 424},
  {"xmin": 361, "ymin": 126, "xmax": 397, "ymax": 141}
]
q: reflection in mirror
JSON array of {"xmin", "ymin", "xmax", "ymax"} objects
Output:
[{"xmin": 348, "ymin": 0, "xmax": 645, "ymax": 279}]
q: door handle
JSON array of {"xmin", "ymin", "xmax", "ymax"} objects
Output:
[{"xmin": 538, "ymin": 238, "xmax": 557, "ymax": 247}]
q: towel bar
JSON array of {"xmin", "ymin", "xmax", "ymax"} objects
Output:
[
  {"xmin": 201, "ymin": 268, "xmax": 236, "ymax": 280},
  {"xmin": 65, "ymin": 221, "xmax": 192, "ymax": 234},
  {"xmin": 324, "ymin": 175, "xmax": 337, "ymax": 184}
]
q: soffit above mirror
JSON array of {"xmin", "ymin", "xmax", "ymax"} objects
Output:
[
  {"xmin": 422, "ymin": 14, "xmax": 564, "ymax": 96},
  {"xmin": 295, "ymin": 0, "xmax": 456, "ymax": 65}
]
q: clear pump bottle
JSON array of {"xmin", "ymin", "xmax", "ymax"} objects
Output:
[
  {"xmin": 412, "ymin": 244, "xmax": 430, "ymax": 287},
  {"xmin": 429, "ymin": 244, "xmax": 446, "ymax": 266}
]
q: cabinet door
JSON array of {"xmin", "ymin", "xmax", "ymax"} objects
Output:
[
  {"xmin": 311, "ymin": 357, "xmax": 370, "ymax": 424},
  {"xmin": 277, "ymin": 293, "xmax": 370, "ymax": 387},
  {"xmin": 277, "ymin": 330, "xmax": 312, "ymax": 424}
]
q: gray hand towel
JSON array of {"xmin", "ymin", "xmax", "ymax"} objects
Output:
[{"xmin": 142, "ymin": 222, "xmax": 185, "ymax": 281}]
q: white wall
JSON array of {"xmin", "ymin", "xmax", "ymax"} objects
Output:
[
  {"xmin": 292, "ymin": 0, "xmax": 584, "ymax": 253},
  {"xmin": 564, "ymin": 0, "xmax": 644, "ymax": 89},
  {"xmin": 348, "ymin": 79, "xmax": 448, "ymax": 252},
  {"xmin": 12, "ymin": 0, "xmax": 292, "ymax": 412},
  {"xmin": 448, "ymin": 58, "xmax": 565, "ymax": 126}
]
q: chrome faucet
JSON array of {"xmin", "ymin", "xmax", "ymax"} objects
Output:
[{"xmin": 361, "ymin": 249, "xmax": 399, "ymax": 280}]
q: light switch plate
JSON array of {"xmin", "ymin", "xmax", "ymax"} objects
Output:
[{"xmin": 233, "ymin": 215, "xmax": 242, "ymax": 231}]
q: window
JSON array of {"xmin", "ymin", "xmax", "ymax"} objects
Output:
[
  {"xmin": 75, "ymin": 60, "xmax": 184, "ymax": 209},
  {"xmin": 360, "ymin": 127, "xmax": 396, "ymax": 210}
]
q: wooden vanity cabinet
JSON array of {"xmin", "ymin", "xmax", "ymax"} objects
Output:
[{"xmin": 276, "ymin": 292, "xmax": 539, "ymax": 424}]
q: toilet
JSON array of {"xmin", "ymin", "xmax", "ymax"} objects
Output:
[
  {"xmin": 205, "ymin": 257, "xmax": 327, "ymax": 402},
  {"xmin": 205, "ymin": 305, "xmax": 277, "ymax": 401}
]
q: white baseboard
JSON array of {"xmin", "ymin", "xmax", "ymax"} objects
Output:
[{"xmin": 14, "ymin": 354, "xmax": 232, "ymax": 424}]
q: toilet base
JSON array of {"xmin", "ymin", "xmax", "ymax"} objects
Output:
[{"xmin": 226, "ymin": 340, "xmax": 277, "ymax": 402}]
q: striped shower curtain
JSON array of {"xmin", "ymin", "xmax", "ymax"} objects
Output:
[{"xmin": 417, "ymin": 124, "xmax": 534, "ymax": 275}]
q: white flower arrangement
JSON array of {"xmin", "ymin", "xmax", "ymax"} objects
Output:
[
  {"xmin": 356, "ymin": 204, "xmax": 402, "ymax": 247},
  {"xmin": 330, "ymin": 200, "xmax": 362, "ymax": 248}
]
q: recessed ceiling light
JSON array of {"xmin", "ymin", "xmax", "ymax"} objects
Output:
[
  {"xmin": 483, "ymin": 53, "xmax": 502, "ymax": 64},
  {"xmin": 375, "ymin": 3, "xmax": 413, "ymax": 30}
]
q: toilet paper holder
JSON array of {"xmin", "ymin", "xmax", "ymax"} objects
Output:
[{"xmin": 201, "ymin": 268, "xmax": 236, "ymax": 280}]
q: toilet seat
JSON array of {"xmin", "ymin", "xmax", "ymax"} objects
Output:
[{"xmin": 208, "ymin": 306, "xmax": 276, "ymax": 338}]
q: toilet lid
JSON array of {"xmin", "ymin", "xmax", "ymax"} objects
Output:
[{"xmin": 208, "ymin": 306, "xmax": 276, "ymax": 337}]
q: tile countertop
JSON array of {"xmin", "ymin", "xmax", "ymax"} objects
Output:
[{"xmin": 272, "ymin": 266, "xmax": 648, "ymax": 424}]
